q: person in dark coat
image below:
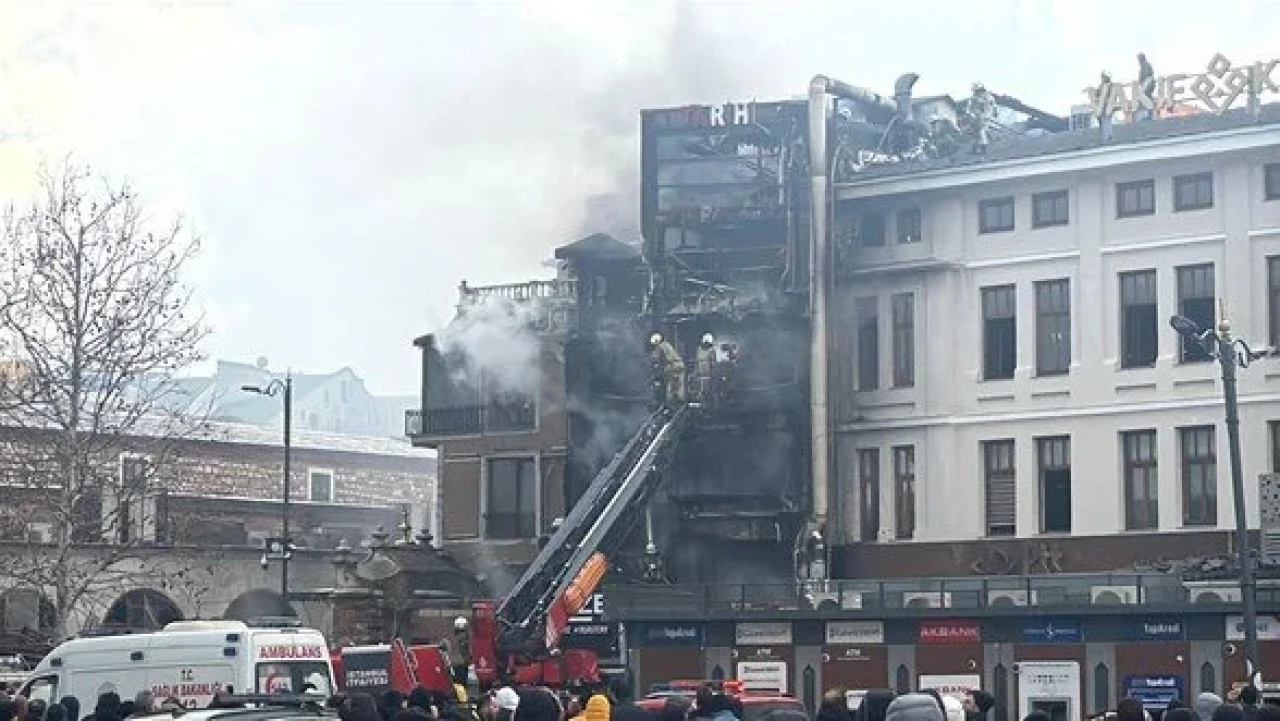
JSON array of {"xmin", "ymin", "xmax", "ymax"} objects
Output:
[
  {"xmin": 513, "ymin": 690, "xmax": 561, "ymax": 721},
  {"xmin": 58, "ymin": 699, "xmax": 80, "ymax": 721},
  {"xmin": 857, "ymin": 691, "xmax": 897, "ymax": 721}
]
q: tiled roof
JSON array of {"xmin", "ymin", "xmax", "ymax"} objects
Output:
[{"xmin": 844, "ymin": 103, "xmax": 1280, "ymax": 182}]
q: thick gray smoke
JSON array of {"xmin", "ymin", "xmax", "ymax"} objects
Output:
[{"xmin": 433, "ymin": 295, "xmax": 549, "ymax": 399}]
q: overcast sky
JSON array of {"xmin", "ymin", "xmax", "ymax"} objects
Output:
[{"xmin": 0, "ymin": 0, "xmax": 1274, "ymax": 394}]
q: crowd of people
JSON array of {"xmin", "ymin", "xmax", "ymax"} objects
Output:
[
  {"xmin": 2, "ymin": 682, "xmax": 1279, "ymax": 721},
  {"xmin": 0, "ymin": 689, "xmax": 183, "ymax": 721}
]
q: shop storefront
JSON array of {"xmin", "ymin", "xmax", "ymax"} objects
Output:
[
  {"xmin": 823, "ymin": 621, "xmax": 887, "ymax": 693},
  {"xmin": 632, "ymin": 623, "xmax": 705, "ymax": 694},
  {"xmin": 1114, "ymin": 617, "xmax": 1188, "ymax": 713},
  {"xmin": 735, "ymin": 622, "xmax": 793, "ymax": 694},
  {"xmin": 1016, "ymin": 617, "xmax": 1085, "ymax": 713},
  {"xmin": 1223, "ymin": 615, "xmax": 1280, "ymax": 689},
  {"xmin": 917, "ymin": 620, "xmax": 982, "ymax": 694}
]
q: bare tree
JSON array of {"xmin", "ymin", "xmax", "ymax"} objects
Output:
[{"xmin": 0, "ymin": 160, "xmax": 210, "ymax": 639}]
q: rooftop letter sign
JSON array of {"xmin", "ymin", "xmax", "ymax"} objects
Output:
[{"xmin": 1085, "ymin": 53, "xmax": 1278, "ymax": 116}]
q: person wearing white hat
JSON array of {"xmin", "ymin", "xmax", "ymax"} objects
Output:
[{"xmin": 648, "ymin": 332, "xmax": 686, "ymax": 405}]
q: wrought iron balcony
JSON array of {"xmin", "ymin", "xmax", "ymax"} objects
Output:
[
  {"xmin": 459, "ymin": 279, "xmax": 576, "ymax": 306},
  {"xmin": 483, "ymin": 512, "xmax": 537, "ymax": 541},
  {"xmin": 405, "ymin": 401, "xmax": 536, "ymax": 438}
]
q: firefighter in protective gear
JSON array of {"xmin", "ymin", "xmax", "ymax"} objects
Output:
[
  {"xmin": 648, "ymin": 332, "xmax": 686, "ymax": 405},
  {"xmin": 693, "ymin": 333, "xmax": 716, "ymax": 405},
  {"xmin": 450, "ymin": 616, "xmax": 471, "ymax": 686}
]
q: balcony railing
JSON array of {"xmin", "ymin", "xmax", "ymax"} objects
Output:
[
  {"xmin": 483, "ymin": 512, "xmax": 537, "ymax": 541},
  {"xmin": 459, "ymin": 279, "xmax": 576, "ymax": 306},
  {"xmin": 405, "ymin": 402, "xmax": 536, "ymax": 438},
  {"xmin": 605, "ymin": 573, "xmax": 1266, "ymax": 618}
]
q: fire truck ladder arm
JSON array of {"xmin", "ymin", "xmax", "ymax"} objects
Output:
[{"xmin": 495, "ymin": 404, "xmax": 691, "ymax": 651}]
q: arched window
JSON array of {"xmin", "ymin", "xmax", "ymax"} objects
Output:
[
  {"xmin": 1094, "ymin": 662, "xmax": 1111, "ymax": 714},
  {"xmin": 103, "ymin": 589, "xmax": 182, "ymax": 630},
  {"xmin": 895, "ymin": 664, "xmax": 910, "ymax": 694},
  {"xmin": 993, "ymin": 664, "xmax": 1009, "ymax": 721},
  {"xmin": 1200, "ymin": 661, "xmax": 1217, "ymax": 694},
  {"xmin": 223, "ymin": 589, "xmax": 297, "ymax": 621}
]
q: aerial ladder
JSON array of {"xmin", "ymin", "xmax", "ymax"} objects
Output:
[{"xmin": 471, "ymin": 403, "xmax": 691, "ymax": 687}]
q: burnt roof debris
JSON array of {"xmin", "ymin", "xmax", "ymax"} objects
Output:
[
  {"xmin": 843, "ymin": 102, "xmax": 1280, "ymax": 182},
  {"xmin": 554, "ymin": 232, "xmax": 641, "ymax": 262}
]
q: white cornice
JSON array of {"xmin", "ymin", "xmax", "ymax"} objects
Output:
[{"xmin": 836, "ymin": 123, "xmax": 1280, "ymax": 200}]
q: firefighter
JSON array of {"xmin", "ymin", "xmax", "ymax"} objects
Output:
[
  {"xmin": 648, "ymin": 332, "xmax": 686, "ymax": 405},
  {"xmin": 693, "ymin": 333, "xmax": 716, "ymax": 405},
  {"xmin": 451, "ymin": 616, "xmax": 472, "ymax": 687}
]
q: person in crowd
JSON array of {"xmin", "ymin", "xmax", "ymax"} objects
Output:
[
  {"xmin": 688, "ymin": 688, "xmax": 714, "ymax": 721},
  {"xmin": 1211, "ymin": 704, "xmax": 1245, "ymax": 721},
  {"xmin": 1194, "ymin": 695, "xmax": 1224, "ymax": 721},
  {"xmin": 0, "ymin": 697, "xmax": 14, "ymax": 721},
  {"xmin": 26, "ymin": 700, "xmax": 46, "ymax": 721},
  {"xmin": 607, "ymin": 680, "xmax": 651, "ymax": 721},
  {"xmin": 962, "ymin": 692, "xmax": 995, "ymax": 721},
  {"xmin": 581, "ymin": 695, "xmax": 610, "ymax": 721},
  {"xmin": 117, "ymin": 701, "xmax": 137, "ymax": 719},
  {"xmin": 513, "ymin": 689, "xmax": 561, "ymax": 721},
  {"xmin": 381, "ymin": 692, "xmax": 407, "ymax": 721},
  {"xmin": 1117, "ymin": 698, "xmax": 1149, "ymax": 721},
  {"xmin": 1167, "ymin": 708, "xmax": 1197, "ymax": 721},
  {"xmin": 58, "ymin": 699, "xmax": 79, "ymax": 721},
  {"xmin": 657, "ymin": 697, "xmax": 690, "ymax": 721},
  {"xmin": 941, "ymin": 696, "xmax": 965, "ymax": 721},
  {"xmin": 1022, "ymin": 712, "xmax": 1049, "ymax": 721},
  {"xmin": 701, "ymin": 695, "xmax": 737, "ymax": 721},
  {"xmin": 857, "ymin": 691, "xmax": 896, "ymax": 721},
  {"xmin": 342, "ymin": 695, "xmax": 385, "ymax": 721},
  {"xmin": 408, "ymin": 689, "xmax": 435, "ymax": 715},
  {"xmin": 885, "ymin": 694, "xmax": 944, "ymax": 721},
  {"xmin": 43, "ymin": 706, "xmax": 66, "ymax": 721},
  {"xmin": 493, "ymin": 688, "xmax": 520, "ymax": 721},
  {"xmin": 13, "ymin": 695, "xmax": 29, "ymax": 721},
  {"xmin": 817, "ymin": 689, "xmax": 852, "ymax": 721},
  {"xmin": 1241, "ymin": 687, "xmax": 1261, "ymax": 711}
]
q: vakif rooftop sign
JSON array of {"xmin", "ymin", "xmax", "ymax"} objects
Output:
[{"xmin": 1085, "ymin": 53, "xmax": 1278, "ymax": 116}]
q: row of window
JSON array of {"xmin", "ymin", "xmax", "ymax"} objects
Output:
[
  {"xmin": 856, "ymin": 423, "xmax": 1248, "ymax": 543},
  {"xmin": 854, "ymin": 258, "xmax": 1262, "ymax": 390},
  {"xmin": 855, "ymin": 165, "xmax": 1280, "ymax": 245}
]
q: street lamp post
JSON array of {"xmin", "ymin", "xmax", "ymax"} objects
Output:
[
  {"xmin": 1169, "ymin": 314, "xmax": 1271, "ymax": 694},
  {"xmin": 242, "ymin": 373, "xmax": 293, "ymax": 600}
]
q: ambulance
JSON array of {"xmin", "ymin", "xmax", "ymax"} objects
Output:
[{"xmin": 19, "ymin": 619, "xmax": 335, "ymax": 708}]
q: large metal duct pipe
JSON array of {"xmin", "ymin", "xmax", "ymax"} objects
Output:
[{"xmin": 807, "ymin": 73, "xmax": 917, "ymax": 559}]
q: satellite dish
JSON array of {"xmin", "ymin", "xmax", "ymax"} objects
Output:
[{"xmin": 255, "ymin": 356, "xmax": 269, "ymax": 369}]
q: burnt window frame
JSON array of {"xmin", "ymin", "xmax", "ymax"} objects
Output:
[
  {"xmin": 1120, "ymin": 270, "xmax": 1159, "ymax": 369},
  {"xmin": 484, "ymin": 456, "xmax": 538, "ymax": 540},
  {"xmin": 893, "ymin": 445, "xmax": 915, "ymax": 540},
  {"xmin": 1031, "ymin": 190, "xmax": 1070, "ymax": 228},
  {"xmin": 1117, "ymin": 179, "xmax": 1156, "ymax": 218},
  {"xmin": 1121, "ymin": 430, "xmax": 1159, "ymax": 531},
  {"xmin": 1176, "ymin": 263, "xmax": 1216, "ymax": 364},
  {"xmin": 1173, "ymin": 172, "xmax": 1214, "ymax": 212},
  {"xmin": 1034, "ymin": 278, "xmax": 1072, "ymax": 376},
  {"xmin": 981, "ymin": 285, "xmax": 1017, "ymax": 381},
  {"xmin": 979, "ymin": 196, "xmax": 1016, "ymax": 234},
  {"xmin": 891, "ymin": 292, "xmax": 915, "ymax": 388},
  {"xmin": 983, "ymin": 439, "xmax": 1016, "ymax": 537},
  {"xmin": 897, "ymin": 208, "xmax": 923, "ymax": 244},
  {"xmin": 858, "ymin": 448, "xmax": 881, "ymax": 542},
  {"xmin": 1037, "ymin": 435, "xmax": 1072, "ymax": 534},
  {"xmin": 856, "ymin": 296, "xmax": 879, "ymax": 391},
  {"xmin": 1179, "ymin": 426, "xmax": 1217, "ymax": 527}
]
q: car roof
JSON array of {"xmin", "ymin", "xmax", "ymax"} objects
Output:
[{"xmin": 135, "ymin": 706, "xmax": 337, "ymax": 721}]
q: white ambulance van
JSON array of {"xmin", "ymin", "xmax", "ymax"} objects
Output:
[{"xmin": 19, "ymin": 619, "xmax": 334, "ymax": 709}]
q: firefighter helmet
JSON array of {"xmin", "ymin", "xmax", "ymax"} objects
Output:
[
  {"xmin": 700, "ymin": 333, "xmax": 714, "ymax": 347},
  {"xmin": 649, "ymin": 332, "xmax": 662, "ymax": 346},
  {"xmin": 454, "ymin": 616, "xmax": 468, "ymax": 631}
]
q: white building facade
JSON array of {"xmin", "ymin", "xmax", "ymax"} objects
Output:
[{"xmin": 829, "ymin": 117, "xmax": 1280, "ymax": 549}]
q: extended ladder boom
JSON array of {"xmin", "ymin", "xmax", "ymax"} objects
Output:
[{"xmin": 495, "ymin": 404, "xmax": 690, "ymax": 653}]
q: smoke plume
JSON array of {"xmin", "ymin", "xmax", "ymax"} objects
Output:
[{"xmin": 433, "ymin": 295, "xmax": 550, "ymax": 399}]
